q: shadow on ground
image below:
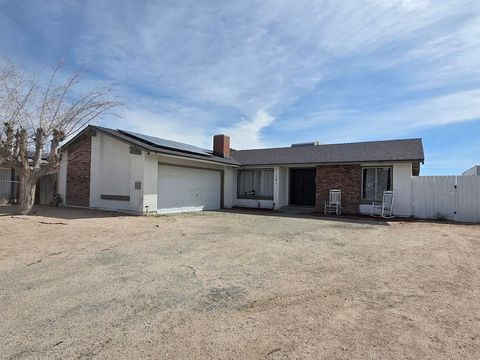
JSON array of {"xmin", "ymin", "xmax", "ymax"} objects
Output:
[
  {"xmin": 0, "ymin": 204, "xmax": 389, "ymax": 226},
  {"xmin": 3, "ymin": 205, "xmax": 471, "ymax": 227},
  {"xmin": 0, "ymin": 205, "xmax": 126, "ymax": 220},
  {"xmin": 218, "ymin": 207, "xmax": 392, "ymax": 226}
]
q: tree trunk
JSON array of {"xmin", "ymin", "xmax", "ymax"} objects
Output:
[{"xmin": 18, "ymin": 172, "xmax": 36, "ymax": 215}]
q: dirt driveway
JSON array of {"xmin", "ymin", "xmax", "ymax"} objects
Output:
[{"xmin": 0, "ymin": 206, "xmax": 479, "ymax": 359}]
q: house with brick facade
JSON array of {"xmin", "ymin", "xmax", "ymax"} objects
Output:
[{"xmin": 58, "ymin": 125, "xmax": 424, "ymax": 216}]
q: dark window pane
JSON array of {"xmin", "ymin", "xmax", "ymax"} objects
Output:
[
  {"xmin": 362, "ymin": 168, "xmax": 376, "ymax": 200},
  {"xmin": 238, "ymin": 170, "xmax": 254, "ymax": 195},
  {"xmin": 376, "ymin": 168, "xmax": 391, "ymax": 199},
  {"xmin": 362, "ymin": 167, "xmax": 392, "ymax": 201}
]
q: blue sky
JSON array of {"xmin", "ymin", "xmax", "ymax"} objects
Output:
[{"xmin": 1, "ymin": 0, "xmax": 479, "ymax": 174}]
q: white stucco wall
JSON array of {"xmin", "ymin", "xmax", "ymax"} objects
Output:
[
  {"xmin": 223, "ymin": 166, "xmax": 235, "ymax": 208},
  {"xmin": 157, "ymin": 154, "xmax": 226, "ymax": 170},
  {"xmin": 272, "ymin": 166, "xmax": 289, "ymax": 209},
  {"xmin": 236, "ymin": 198, "xmax": 275, "ymax": 209},
  {"xmin": 90, "ymin": 133, "xmax": 132, "ymax": 211},
  {"xmin": 392, "ymin": 162, "xmax": 413, "ymax": 216},
  {"xmin": 129, "ymin": 149, "xmax": 145, "ymax": 213},
  {"xmin": 142, "ymin": 154, "xmax": 158, "ymax": 213},
  {"xmin": 277, "ymin": 166, "xmax": 289, "ymax": 208},
  {"xmin": 359, "ymin": 162, "xmax": 413, "ymax": 217},
  {"xmin": 88, "ymin": 133, "xmax": 161, "ymax": 214}
]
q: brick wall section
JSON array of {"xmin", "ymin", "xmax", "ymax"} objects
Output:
[
  {"xmin": 315, "ymin": 165, "xmax": 362, "ymax": 214},
  {"xmin": 66, "ymin": 134, "xmax": 91, "ymax": 206}
]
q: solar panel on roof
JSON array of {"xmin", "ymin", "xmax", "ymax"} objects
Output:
[{"xmin": 118, "ymin": 130, "xmax": 213, "ymax": 156}]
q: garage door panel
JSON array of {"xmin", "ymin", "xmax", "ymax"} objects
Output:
[{"xmin": 157, "ymin": 165, "xmax": 221, "ymax": 213}]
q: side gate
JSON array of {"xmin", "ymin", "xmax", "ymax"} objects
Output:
[{"xmin": 412, "ymin": 176, "xmax": 480, "ymax": 223}]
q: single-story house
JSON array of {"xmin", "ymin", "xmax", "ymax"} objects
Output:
[
  {"xmin": 462, "ymin": 166, "xmax": 480, "ymax": 176},
  {"xmin": 57, "ymin": 125, "xmax": 424, "ymax": 216}
]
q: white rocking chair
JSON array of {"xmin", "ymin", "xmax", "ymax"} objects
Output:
[
  {"xmin": 324, "ymin": 189, "xmax": 341, "ymax": 215},
  {"xmin": 371, "ymin": 191, "xmax": 394, "ymax": 218}
]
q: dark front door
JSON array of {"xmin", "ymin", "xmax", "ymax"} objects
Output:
[{"xmin": 290, "ymin": 168, "xmax": 316, "ymax": 206}]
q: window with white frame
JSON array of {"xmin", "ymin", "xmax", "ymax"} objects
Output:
[
  {"xmin": 237, "ymin": 169, "xmax": 274, "ymax": 199},
  {"xmin": 362, "ymin": 167, "xmax": 392, "ymax": 201}
]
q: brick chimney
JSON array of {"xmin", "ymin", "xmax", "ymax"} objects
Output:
[{"xmin": 213, "ymin": 134, "xmax": 230, "ymax": 158}]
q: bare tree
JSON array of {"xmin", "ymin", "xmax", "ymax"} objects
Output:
[{"xmin": 0, "ymin": 61, "xmax": 121, "ymax": 214}]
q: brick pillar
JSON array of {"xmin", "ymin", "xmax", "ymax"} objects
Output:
[
  {"xmin": 66, "ymin": 134, "xmax": 91, "ymax": 206},
  {"xmin": 315, "ymin": 165, "xmax": 362, "ymax": 214}
]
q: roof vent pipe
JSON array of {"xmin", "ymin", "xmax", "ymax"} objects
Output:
[{"xmin": 291, "ymin": 141, "xmax": 320, "ymax": 147}]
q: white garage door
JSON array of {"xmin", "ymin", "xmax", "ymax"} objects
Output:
[{"xmin": 157, "ymin": 164, "xmax": 222, "ymax": 213}]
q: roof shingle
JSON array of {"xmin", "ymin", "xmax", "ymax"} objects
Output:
[
  {"xmin": 231, "ymin": 138, "xmax": 424, "ymax": 166},
  {"xmin": 63, "ymin": 126, "xmax": 424, "ymax": 168}
]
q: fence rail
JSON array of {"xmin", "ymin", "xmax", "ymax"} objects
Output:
[{"xmin": 412, "ymin": 176, "xmax": 480, "ymax": 223}]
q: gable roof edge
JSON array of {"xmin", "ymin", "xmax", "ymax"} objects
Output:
[{"xmin": 60, "ymin": 125, "xmax": 240, "ymax": 167}]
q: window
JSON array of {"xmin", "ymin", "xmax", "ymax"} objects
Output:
[
  {"xmin": 362, "ymin": 167, "xmax": 392, "ymax": 201},
  {"xmin": 237, "ymin": 169, "xmax": 274, "ymax": 199}
]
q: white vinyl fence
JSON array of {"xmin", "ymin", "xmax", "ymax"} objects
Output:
[{"xmin": 412, "ymin": 176, "xmax": 480, "ymax": 223}]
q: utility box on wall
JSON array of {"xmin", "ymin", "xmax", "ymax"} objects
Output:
[{"xmin": 134, "ymin": 181, "xmax": 142, "ymax": 190}]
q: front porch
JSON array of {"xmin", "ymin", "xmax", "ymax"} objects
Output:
[
  {"xmin": 235, "ymin": 163, "xmax": 409, "ymax": 216},
  {"xmin": 235, "ymin": 165, "xmax": 320, "ymax": 210}
]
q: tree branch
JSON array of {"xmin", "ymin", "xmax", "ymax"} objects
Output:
[{"xmin": 0, "ymin": 60, "xmax": 121, "ymax": 213}]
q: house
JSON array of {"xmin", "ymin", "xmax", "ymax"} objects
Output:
[
  {"xmin": 57, "ymin": 125, "xmax": 424, "ymax": 217},
  {"xmin": 58, "ymin": 126, "xmax": 239, "ymax": 214},
  {"xmin": 462, "ymin": 166, "xmax": 480, "ymax": 176}
]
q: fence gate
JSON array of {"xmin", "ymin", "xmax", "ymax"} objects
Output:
[
  {"xmin": 412, "ymin": 176, "xmax": 480, "ymax": 223},
  {"xmin": 456, "ymin": 176, "xmax": 480, "ymax": 223}
]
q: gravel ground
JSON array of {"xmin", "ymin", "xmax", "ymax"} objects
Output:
[{"xmin": 0, "ymin": 205, "xmax": 479, "ymax": 360}]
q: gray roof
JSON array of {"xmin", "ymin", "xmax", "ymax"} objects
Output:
[
  {"xmin": 231, "ymin": 138, "xmax": 424, "ymax": 166},
  {"xmin": 63, "ymin": 126, "xmax": 240, "ymax": 166},
  {"xmin": 27, "ymin": 151, "xmax": 49, "ymax": 161},
  {"xmin": 63, "ymin": 126, "xmax": 424, "ymax": 168}
]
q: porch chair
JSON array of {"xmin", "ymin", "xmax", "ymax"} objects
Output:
[
  {"xmin": 324, "ymin": 189, "xmax": 341, "ymax": 215},
  {"xmin": 371, "ymin": 191, "xmax": 394, "ymax": 218}
]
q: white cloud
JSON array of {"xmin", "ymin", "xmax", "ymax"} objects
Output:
[
  {"xmin": 402, "ymin": 17, "xmax": 480, "ymax": 90},
  {"xmin": 67, "ymin": 0, "xmax": 479, "ymax": 135},
  {"xmin": 4, "ymin": 0, "xmax": 480, "ymax": 151},
  {"xmin": 108, "ymin": 108, "xmax": 211, "ymax": 149},
  {"xmin": 280, "ymin": 89, "xmax": 480, "ymax": 143},
  {"xmin": 221, "ymin": 109, "xmax": 275, "ymax": 149}
]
